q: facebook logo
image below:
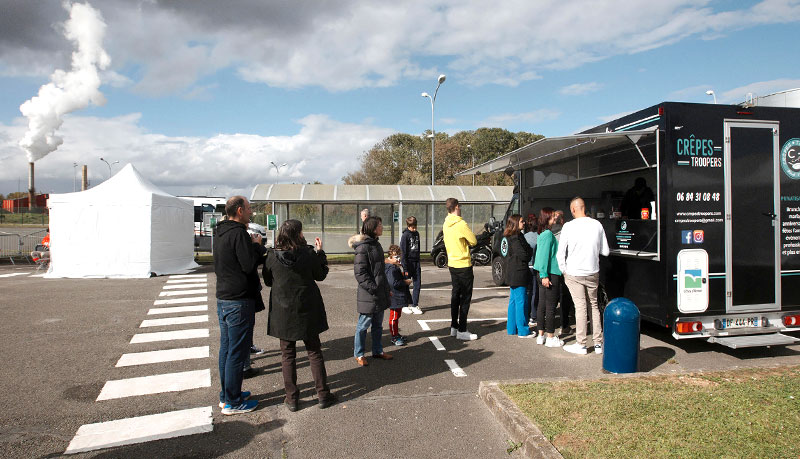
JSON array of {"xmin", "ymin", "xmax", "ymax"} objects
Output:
[{"xmin": 682, "ymin": 231, "xmax": 693, "ymax": 244}]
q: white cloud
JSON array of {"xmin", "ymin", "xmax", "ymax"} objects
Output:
[
  {"xmin": 559, "ymin": 82, "xmax": 603, "ymax": 96},
  {"xmin": 598, "ymin": 110, "xmax": 636, "ymax": 123},
  {"xmin": 0, "ymin": 113, "xmax": 394, "ymax": 196},
  {"xmin": 4, "ymin": 1, "xmax": 799, "ymax": 93},
  {"xmin": 720, "ymin": 79, "xmax": 800, "ymax": 104}
]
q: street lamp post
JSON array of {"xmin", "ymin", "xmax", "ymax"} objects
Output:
[
  {"xmin": 73, "ymin": 162, "xmax": 78, "ymax": 192},
  {"xmin": 270, "ymin": 161, "xmax": 287, "ymax": 184},
  {"xmin": 421, "ymin": 74, "xmax": 446, "ymax": 186},
  {"xmin": 99, "ymin": 157, "xmax": 119, "ymax": 179},
  {"xmin": 706, "ymin": 90, "xmax": 717, "ymax": 104},
  {"xmin": 467, "ymin": 144, "xmax": 474, "ymax": 186}
]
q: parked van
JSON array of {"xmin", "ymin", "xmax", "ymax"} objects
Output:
[{"xmin": 460, "ymin": 101, "xmax": 800, "ymax": 348}]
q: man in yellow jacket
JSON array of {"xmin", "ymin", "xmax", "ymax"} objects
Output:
[{"xmin": 443, "ymin": 198, "xmax": 478, "ymax": 340}]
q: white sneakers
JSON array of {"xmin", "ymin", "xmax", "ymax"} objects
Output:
[
  {"xmin": 594, "ymin": 343, "xmax": 603, "ymax": 354},
  {"xmin": 518, "ymin": 333, "xmax": 535, "ymax": 339},
  {"xmin": 545, "ymin": 336, "xmax": 564, "ymax": 348},
  {"xmin": 450, "ymin": 327, "xmax": 458, "ymax": 337},
  {"xmin": 410, "ymin": 306, "xmax": 423, "ymax": 315},
  {"xmin": 563, "ymin": 343, "xmax": 588, "ymax": 355},
  {"xmin": 456, "ymin": 331, "xmax": 478, "ymax": 341},
  {"xmin": 536, "ymin": 334, "xmax": 545, "ymax": 345},
  {"xmin": 402, "ymin": 307, "xmax": 413, "ymax": 314}
]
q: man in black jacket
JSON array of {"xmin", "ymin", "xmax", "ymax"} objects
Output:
[{"xmin": 214, "ymin": 196, "xmax": 266, "ymax": 415}]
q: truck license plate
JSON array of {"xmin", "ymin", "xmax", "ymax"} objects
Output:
[{"xmin": 720, "ymin": 316, "xmax": 759, "ymax": 329}]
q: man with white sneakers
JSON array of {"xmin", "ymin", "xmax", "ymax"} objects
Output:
[
  {"xmin": 443, "ymin": 198, "xmax": 478, "ymax": 340},
  {"xmin": 556, "ymin": 197, "xmax": 610, "ymax": 355}
]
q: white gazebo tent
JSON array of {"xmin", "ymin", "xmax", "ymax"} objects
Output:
[{"xmin": 46, "ymin": 163, "xmax": 198, "ymax": 278}]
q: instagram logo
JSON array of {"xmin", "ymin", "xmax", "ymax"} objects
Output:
[{"xmin": 693, "ymin": 230, "xmax": 704, "ymax": 244}]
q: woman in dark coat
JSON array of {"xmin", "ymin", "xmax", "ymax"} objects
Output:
[
  {"xmin": 348, "ymin": 216, "xmax": 393, "ymax": 366},
  {"xmin": 503, "ymin": 214, "xmax": 534, "ymax": 337},
  {"xmin": 262, "ymin": 219, "xmax": 335, "ymax": 411}
]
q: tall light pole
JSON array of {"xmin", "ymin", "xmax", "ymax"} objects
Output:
[
  {"xmin": 99, "ymin": 157, "xmax": 119, "ymax": 179},
  {"xmin": 270, "ymin": 161, "xmax": 287, "ymax": 184},
  {"xmin": 73, "ymin": 162, "xmax": 78, "ymax": 192},
  {"xmin": 422, "ymin": 74, "xmax": 446, "ymax": 186},
  {"xmin": 467, "ymin": 144, "xmax": 474, "ymax": 186},
  {"xmin": 706, "ymin": 90, "xmax": 717, "ymax": 104}
]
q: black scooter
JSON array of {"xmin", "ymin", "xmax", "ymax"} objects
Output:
[{"xmin": 431, "ymin": 223, "xmax": 494, "ymax": 268}]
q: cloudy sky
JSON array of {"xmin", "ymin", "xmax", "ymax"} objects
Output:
[{"xmin": 1, "ymin": 0, "xmax": 799, "ymax": 197}]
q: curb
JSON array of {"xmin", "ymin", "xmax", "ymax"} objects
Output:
[{"xmin": 478, "ymin": 381, "xmax": 562, "ymax": 458}]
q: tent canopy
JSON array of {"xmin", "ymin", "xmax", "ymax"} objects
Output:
[{"xmin": 46, "ymin": 164, "xmax": 197, "ymax": 278}]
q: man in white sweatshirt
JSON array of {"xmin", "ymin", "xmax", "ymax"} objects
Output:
[{"xmin": 556, "ymin": 197, "xmax": 610, "ymax": 355}]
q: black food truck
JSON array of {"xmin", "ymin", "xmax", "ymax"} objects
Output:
[{"xmin": 458, "ymin": 101, "xmax": 800, "ymax": 348}]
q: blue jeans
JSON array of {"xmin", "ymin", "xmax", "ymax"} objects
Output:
[
  {"xmin": 217, "ymin": 299, "xmax": 255, "ymax": 406},
  {"xmin": 354, "ymin": 309, "xmax": 385, "ymax": 358},
  {"xmin": 507, "ymin": 286, "xmax": 531, "ymax": 336}
]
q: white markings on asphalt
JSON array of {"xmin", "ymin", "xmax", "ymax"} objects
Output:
[
  {"xmin": 159, "ymin": 289, "xmax": 207, "ymax": 297},
  {"xmin": 140, "ymin": 315, "xmax": 208, "ymax": 328},
  {"xmin": 148, "ymin": 305, "xmax": 208, "ymax": 315},
  {"xmin": 0, "ymin": 272, "xmax": 30, "ymax": 278},
  {"xmin": 64, "ymin": 406, "xmax": 213, "ymax": 455},
  {"xmin": 428, "ymin": 336, "xmax": 446, "ymax": 351},
  {"xmin": 115, "ymin": 346, "xmax": 209, "ymax": 367},
  {"xmin": 154, "ymin": 296, "xmax": 208, "ymax": 305},
  {"xmin": 162, "ymin": 283, "xmax": 207, "ymax": 289},
  {"xmin": 166, "ymin": 278, "xmax": 208, "ymax": 284},
  {"xmin": 444, "ymin": 359, "xmax": 467, "ymax": 377},
  {"xmin": 169, "ymin": 274, "xmax": 207, "ymax": 279},
  {"xmin": 96, "ymin": 369, "xmax": 211, "ymax": 400},
  {"xmin": 130, "ymin": 328, "xmax": 209, "ymax": 343},
  {"xmin": 417, "ymin": 320, "xmax": 431, "ymax": 331}
]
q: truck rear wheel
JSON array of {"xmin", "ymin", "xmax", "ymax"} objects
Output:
[{"xmin": 492, "ymin": 256, "xmax": 506, "ymax": 286}]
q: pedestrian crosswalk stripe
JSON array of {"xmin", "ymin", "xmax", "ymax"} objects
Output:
[
  {"xmin": 162, "ymin": 283, "xmax": 207, "ymax": 289},
  {"xmin": 64, "ymin": 406, "xmax": 213, "ymax": 454},
  {"xmin": 148, "ymin": 305, "xmax": 207, "ymax": 315},
  {"xmin": 169, "ymin": 274, "xmax": 207, "ymax": 279},
  {"xmin": 154, "ymin": 296, "xmax": 208, "ymax": 305},
  {"xmin": 140, "ymin": 315, "xmax": 208, "ymax": 328},
  {"xmin": 130, "ymin": 328, "xmax": 209, "ymax": 343},
  {"xmin": 428, "ymin": 336, "xmax": 446, "ymax": 351},
  {"xmin": 159, "ymin": 289, "xmax": 207, "ymax": 297},
  {"xmin": 115, "ymin": 346, "xmax": 209, "ymax": 367},
  {"xmin": 166, "ymin": 279, "xmax": 207, "ymax": 284},
  {"xmin": 0, "ymin": 272, "xmax": 30, "ymax": 278},
  {"xmin": 97, "ymin": 369, "xmax": 211, "ymax": 400},
  {"xmin": 445, "ymin": 359, "xmax": 467, "ymax": 377}
]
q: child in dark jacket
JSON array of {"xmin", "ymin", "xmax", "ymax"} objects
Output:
[{"xmin": 385, "ymin": 244, "xmax": 413, "ymax": 346}]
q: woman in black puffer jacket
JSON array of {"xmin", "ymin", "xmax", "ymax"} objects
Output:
[
  {"xmin": 348, "ymin": 216, "xmax": 393, "ymax": 366},
  {"xmin": 262, "ymin": 219, "xmax": 335, "ymax": 411}
]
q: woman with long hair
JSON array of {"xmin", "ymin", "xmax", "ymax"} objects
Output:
[
  {"xmin": 503, "ymin": 214, "xmax": 534, "ymax": 337},
  {"xmin": 262, "ymin": 219, "xmax": 336, "ymax": 411},
  {"xmin": 533, "ymin": 208, "xmax": 564, "ymax": 347},
  {"xmin": 348, "ymin": 216, "xmax": 393, "ymax": 366}
]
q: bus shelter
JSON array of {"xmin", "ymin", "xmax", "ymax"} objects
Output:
[{"xmin": 250, "ymin": 184, "xmax": 513, "ymax": 253}]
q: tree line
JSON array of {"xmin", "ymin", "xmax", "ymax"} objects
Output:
[{"xmin": 342, "ymin": 127, "xmax": 543, "ymax": 186}]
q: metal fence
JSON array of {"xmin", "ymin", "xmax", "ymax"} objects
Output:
[{"xmin": 0, "ymin": 229, "xmax": 47, "ymax": 264}]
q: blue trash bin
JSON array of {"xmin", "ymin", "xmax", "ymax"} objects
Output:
[{"xmin": 602, "ymin": 297, "xmax": 640, "ymax": 373}]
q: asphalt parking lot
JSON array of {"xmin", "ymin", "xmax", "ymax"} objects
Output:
[{"xmin": 1, "ymin": 262, "xmax": 799, "ymax": 458}]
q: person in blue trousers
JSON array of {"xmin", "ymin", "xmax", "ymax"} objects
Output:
[{"xmin": 503, "ymin": 214, "xmax": 534, "ymax": 338}]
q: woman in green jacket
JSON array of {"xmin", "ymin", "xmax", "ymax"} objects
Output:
[{"xmin": 533, "ymin": 208, "xmax": 564, "ymax": 348}]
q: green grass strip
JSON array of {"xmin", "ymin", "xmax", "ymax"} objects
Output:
[{"xmin": 502, "ymin": 365, "xmax": 800, "ymax": 458}]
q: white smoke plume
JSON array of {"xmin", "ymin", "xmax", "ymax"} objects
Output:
[{"xmin": 18, "ymin": 2, "xmax": 110, "ymax": 162}]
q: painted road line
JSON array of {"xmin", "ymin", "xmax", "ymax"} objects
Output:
[
  {"xmin": 154, "ymin": 296, "xmax": 208, "ymax": 305},
  {"xmin": 445, "ymin": 359, "xmax": 467, "ymax": 377},
  {"xmin": 29, "ymin": 273, "xmax": 47, "ymax": 277},
  {"xmin": 428, "ymin": 336, "xmax": 446, "ymax": 351},
  {"xmin": 97, "ymin": 369, "xmax": 211, "ymax": 401},
  {"xmin": 0, "ymin": 272, "xmax": 31, "ymax": 278},
  {"xmin": 115, "ymin": 346, "xmax": 209, "ymax": 367},
  {"xmin": 140, "ymin": 315, "xmax": 208, "ymax": 328},
  {"xmin": 131, "ymin": 328, "xmax": 209, "ymax": 344},
  {"xmin": 417, "ymin": 320, "xmax": 431, "ymax": 331},
  {"xmin": 64, "ymin": 406, "xmax": 213, "ymax": 455},
  {"xmin": 162, "ymin": 283, "xmax": 207, "ymax": 289},
  {"xmin": 169, "ymin": 274, "xmax": 207, "ymax": 279},
  {"xmin": 417, "ymin": 317, "xmax": 507, "ymax": 331},
  {"xmin": 166, "ymin": 279, "xmax": 208, "ymax": 284},
  {"xmin": 159, "ymin": 289, "xmax": 207, "ymax": 297},
  {"xmin": 148, "ymin": 305, "xmax": 208, "ymax": 315}
]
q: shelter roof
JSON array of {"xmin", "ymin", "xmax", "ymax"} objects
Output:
[{"xmin": 249, "ymin": 184, "xmax": 513, "ymax": 203}]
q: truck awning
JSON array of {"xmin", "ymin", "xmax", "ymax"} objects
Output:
[{"xmin": 455, "ymin": 127, "xmax": 658, "ymax": 176}]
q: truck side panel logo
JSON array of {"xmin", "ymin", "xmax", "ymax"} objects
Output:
[
  {"xmin": 500, "ymin": 237, "xmax": 509, "ymax": 257},
  {"xmin": 781, "ymin": 138, "xmax": 800, "ymax": 180}
]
